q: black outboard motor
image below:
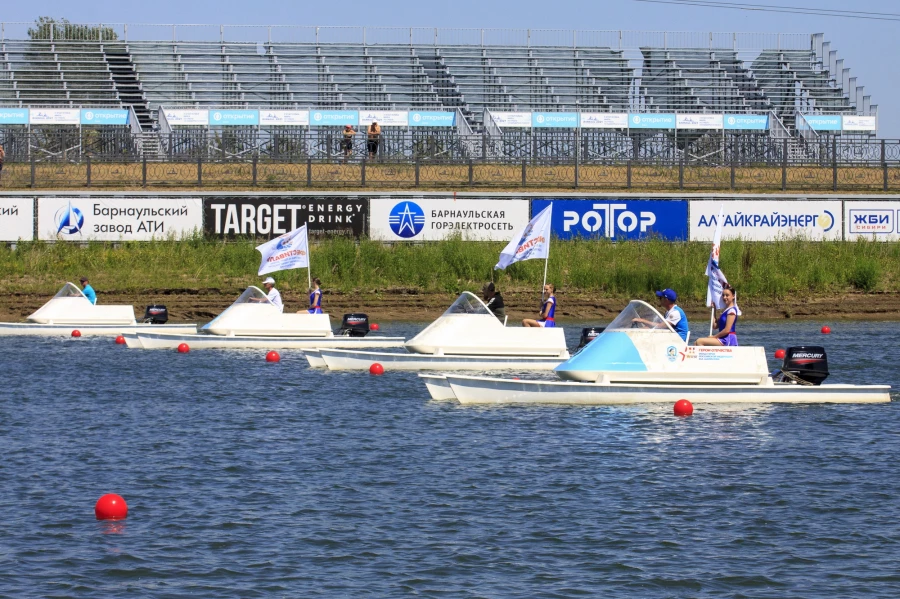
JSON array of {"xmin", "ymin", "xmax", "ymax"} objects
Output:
[
  {"xmin": 338, "ymin": 313, "xmax": 370, "ymax": 337},
  {"xmin": 577, "ymin": 327, "xmax": 605, "ymax": 350},
  {"xmin": 773, "ymin": 346, "xmax": 829, "ymax": 385},
  {"xmin": 143, "ymin": 305, "xmax": 169, "ymax": 324}
]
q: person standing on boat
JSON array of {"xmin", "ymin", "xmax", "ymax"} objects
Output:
[
  {"xmin": 696, "ymin": 285, "xmax": 739, "ymax": 346},
  {"xmin": 633, "ymin": 288, "xmax": 689, "ymax": 342},
  {"xmin": 523, "ymin": 283, "xmax": 556, "ymax": 328},
  {"xmin": 307, "ymin": 278, "xmax": 323, "ymax": 314},
  {"xmin": 79, "ymin": 277, "xmax": 97, "ymax": 305},
  {"xmin": 260, "ymin": 277, "xmax": 283, "ymax": 312},
  {"xmin": 482, "ymin": 282, "xmax": 505, "ymax": 322}
]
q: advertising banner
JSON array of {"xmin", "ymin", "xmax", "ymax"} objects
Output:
[
  {"xmin": 38, "ymin": 198, "xmax": 202, "ymax": 241},
  {"xmin": 205, "ymin": 197, "xmax": 367, "ymax": 238},
  {"xmin": 842, "ymin": 116, "xmax": 877, "ymax": 131},
  {"xmin": 690, "ymin": 200, "xmax": 842, "ymax": 241},
  {"xmin": 676, "ymin": 114, "xmax": 723, "ymax": 130},
  {"xmin": 259, "ymin": 110, "xmax": 310, "ymax": 126},
  {"xmin": 81, "ymin": 109, "xmax": 129, "ymax": 126},
  {"xmin": 310, "ymin": 110, "xmax": 359, "ymax": 127},
  {"xmin": 725, "ymin": 114, "xmax": 769, "ymax": 130},
  {"xmin": 531, "ymin": 199, "xmax": 687, "ymax": 241},
  {"xmin": 0, "ymin": 108, "xmax": 29, "ymax": 125},
  {"xmin": 409, "ymin": 111, "xmax": 456, "ymax": 127},
  {"xmin": 163, "ymin": 109, "xmax": 209, "ymax": 126},
  {"xmin": 801, "ymin": 115, "xmax": 842, "ymax": 131},
  {"xmin": 370, "ymin": 198, "xmax": 530, "ymax": 241},
  {"xmin": 359, "ymin": 110, "xmax": 408, "ymax": 127},
  {"xmin": 844, "ymin": 201, "xmax": 900, "ymax": 240},
  {"xmin": 30, "ymin": 108, "xmax": 80, "ymax": 126},
  {"xmin": 0, "ymin": 198, "xmax": 34, "ymax": 241},
  {"xmin": 580, "ymin": 113, "xmax": 628, "ymax": 129},
  {"xmin": 532, "ymin": 112, "xmax": 578, "ymax": 128},
  {"xmin": 490, "ymin": 112, "xmax": 532, "ymax": 128},
  {"xmin": 628, "ymin": 114, "xmax": 676, "ymax": 129},
  {"xmin": 210, "ymin": 110, "xmax": 260, "ymax": 126}
]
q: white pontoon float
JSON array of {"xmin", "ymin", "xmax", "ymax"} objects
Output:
[
  {"xmin": 304, "ymin": 292, "xmax": 569, "ymax": 370},
  {"xmin": 0, "ymin": 283, "xmax": 196, "ymax": 336},
  {"xmin": 123, "ymin": 286, "xmax": 404, "ymax": 349},
  {"xmin": 421, "ymin": 300, "xmax": 891, "ymax": 405}
]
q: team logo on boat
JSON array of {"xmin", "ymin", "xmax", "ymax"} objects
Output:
[
  {"xmin": 54, "ymin": 202, "xmax": 84, "ymax": 235},
  {"xmin": 666, "ymin": 346, "xmax": 677, "ymax": 362},
  {"xmin": 388, "ymin": 201, "xmax": 426, "ymax": 238}
]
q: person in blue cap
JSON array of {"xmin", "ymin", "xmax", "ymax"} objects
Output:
[
  {"xmin": 79, "ymin": 277, "xmax": 97, "ymax": 305},
  {"xmin": 633, "ymin": 288, "xmax": 689, "ymax": 342}
]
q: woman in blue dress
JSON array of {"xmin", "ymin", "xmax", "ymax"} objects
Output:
[
  {"xmin": 523, "ymin": 283, "xmax": 557, "ymax": 328},
  {"xmin": 307, "ymin": 278, "xmax": 323, "ymax": 314},
  {"xmin": 697, "ymin": 285, "xmax": 739, "ymax": 346}
]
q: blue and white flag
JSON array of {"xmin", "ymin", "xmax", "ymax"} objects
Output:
[
  {"xmin": 256, "ymin": 224, "xmax": 309, "ymax": 276},
  {"xmin": 495, "ymin": 204, "xmax": 552, "ymax": 270},
  {"xmin": 705, "ymin": 205, "xmax": 731, "ymax": 310}
]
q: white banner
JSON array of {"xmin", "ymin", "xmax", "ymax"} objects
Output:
[
  {"xmin": 580, "ymin": 113, "xmax": 628, "ymax": 129},
  {"xmin": 29, "ymin": 108, "xmax": 80, "ymax": 125},
  {"xmin": 359, "ymin": 110, "xmax": 408, "ymax": 127},
  {"xmin": 490, "ymin": 112, "xmax": 532, "ymax": 128},
  {"xmin": 38, "ymin": 198, "xmax": 203, "ymax": 241},
  {"xmin": 370, "ymin": 198, "xmax": 530, "ymax": 241},
  {"xmin": 0, "ymin": 198, "xmax": 34, "ymax": 241},
  {"xmin": 845, "ymin": 201, "xmax": 900, "ymax": 240},
  {"xmin": 842, "ymin": 116, "xmax": 877, "ymax": 131},
  {"xmin": 162, "ymin": 109, "xmax": 209, "ymax": 126},
  {"xmin": 257, "ymin": 224, "xmax": 309, "ymax": 275},
  {"xmin": 496, "ymin": 204, "xmax": 552, "ymax": 269},
  {"xmin": 690, "ymin": 200, "xmax": 842, "ymax": 241},
  {"xmin": 259, "ymin": 110, "xmax": 310, "ymax": 126},
  {"xmin": 676, "ymin": 114, "xmax": 724, "ymax": 130}
]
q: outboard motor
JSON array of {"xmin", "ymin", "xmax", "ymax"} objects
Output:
[
  {"xmin": 577, "ymin": 327, "xmax": 605, "ymax": 350},
  {"xmin": 143, "ymin": 305, "xmax": 169, "ymax": 324},
  {"xmin": 772, "ymin": 346, "xmax": 829, "ymax": 386},
  {"xmin": 338, "ymin": 313, "xmax": 370, "ymax": 337}
]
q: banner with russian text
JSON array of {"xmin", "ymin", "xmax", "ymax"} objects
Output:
[{"xmin": 495, "ymin": 204, "xmax": 552, "ymax": 270}]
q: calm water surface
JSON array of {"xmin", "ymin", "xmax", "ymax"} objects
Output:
[{"xmin": 1, "ymin": 321, "xmax": 899, "ymax": 598}]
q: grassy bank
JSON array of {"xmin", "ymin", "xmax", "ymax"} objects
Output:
[{"xmin": 1, "ymin": 237, "xmax": 897, "ymax": 300}]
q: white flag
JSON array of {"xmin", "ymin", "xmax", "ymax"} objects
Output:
[
  {"xmin": 705, "ymin": 205, "xmax": 729, "ymax": 309},
  {"xmin": 495, "ymin": 204, "xmax": 552, "ymax": 270},
  {"xmin": 256, "ymin": 224, "xmax": 309, "ymax": 276}
]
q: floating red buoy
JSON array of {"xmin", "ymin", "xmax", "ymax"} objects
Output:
[
  {"xmin": 774, "ymin": 348, "xmax": 786, "ymax": 360},
  {"xmin": 176, "ymin": 343, "xmax": 190, "ymax": 353},
  {"xmin": 71, "ymin": 330, "xmax": 81, "ymax": 338},
  {"xmin": 371, "ymin": 323, "xmax": 380, "ymax": 331},
  {"xmin": 673, "ymin": 399, "xmax": 693, "ymax": 417},
  {"xmin": 115, "ymin": 335, "xmax": 126, "ymax": 345},
  {"xmin": 821, "ymin": 325, "xmax": 832, "ymax": 334},
  {"xmin": 95, "ymin": 493, "xmax": 128, "ymax": 521},
  {"xmin": 266, "ymin": 351, "xmax": 280, "ymax": 363},
  {"xmin": 369, "ymin": 362, "xmax": 384, "ymax": 375}
]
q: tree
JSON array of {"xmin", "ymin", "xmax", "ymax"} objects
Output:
[{"xmin": 28, "ymin": 17, "xmax": 118, "ymax": 41}]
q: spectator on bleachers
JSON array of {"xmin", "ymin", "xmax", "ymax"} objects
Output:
[
  {"xmin": 341, "ymin": 125, "xmax": 356, "ymax": 161},
  {"xmin": 367, "ymin": 121, "xmax": 381, "ymax": 160}
]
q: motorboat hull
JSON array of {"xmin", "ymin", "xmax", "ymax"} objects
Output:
[
  {"xmin": 0, "ymin": 322, "xmax": 197, "ymax": 336},
  {"xmin": 420, "ymin": 374, "xmax": 456, "ymax": 401},
  {"xmin": 305, "ymin": 348, "xmax": 565, "ymax": 371},
  {"xmin": 426, "ymin": 374, "xmax": 892, "ymax": 405},
  {"xmin": 123, "ymin": 332, "xmax": 405, "ymax": 350}
]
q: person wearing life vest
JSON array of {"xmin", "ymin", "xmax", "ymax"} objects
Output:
[
  {"xmin": 307, "ymin": 278, "xmax": 323, "ymax": 314},
  {"xmin": 696, "ymin": 284, "xmax": 739, "ymax": 346},
  {"xmin": 523, "ymin": 283, "xmax": 557, "ymax": 328}
]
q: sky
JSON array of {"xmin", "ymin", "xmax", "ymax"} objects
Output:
[{"xmin": 3, "ymin": 0, "xmax": 898, "ymax": 136}]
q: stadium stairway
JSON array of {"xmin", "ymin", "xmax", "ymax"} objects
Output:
[{"xmin": 103, "ymin": 43, "xmax": 152, "ymax": 130}]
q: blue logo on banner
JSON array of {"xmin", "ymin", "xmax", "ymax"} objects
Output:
[
  {"xmin": 388, "ymin": 201, "xmax": 426, "ymax": 238},
  {"xmin": 532, "ymin": 112, "xmax": 578, "ymax": 128},
  {"xmin": 409, "ymin": 111, "xmax": 456, "ymax": 127},
  {"xmin": 724, "ymin": 114, "xmax": 768, "ymax": 130},
  {"xmin": 629, "ymin": 114, "xmax": 677, "ymax": 129},
  {"xmin": 80, "ymin": 109, "xmax": 129, "ymax": 126},
  {"xmin": 0, "ymin": 108, "xmax": 29, "ymax": 125},
  {"xmin": 310, "ymin": 110, "xmax": 359, "ymax": 127},
  {"xmin": 802, "ymin": 115, "xmax": 842, "ymax": 131},
  {"xmin": 849, "ymin": 209, "xmax": 895, "ymax": 234},
  {"xmin": 210, "ymin": 110, "xmax": 259, "ymax": 126},
  {"xmin": 532, "ymin": 199, "xmax": 688, "ymax": 240},
  {"xmin": 55, "ymin": 205, "xmax": 85, "ymax": 235}
]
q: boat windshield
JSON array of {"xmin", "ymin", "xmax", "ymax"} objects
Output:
[
  {"xmin": 442, "ymin": 291, "xmax": 492, "ymax": 316},
  {"xmin": 606, "ymin": 300, "xmax": 674, "ymax": 333},
  {"xmin": 231, "ymin": 286, "xmax": 274, "ymax": 307},
  {"xmin": 53, "ymin": 282, "xmax": 87, "ymax": 300}
]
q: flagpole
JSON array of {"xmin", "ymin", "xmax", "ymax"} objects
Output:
[
  {"xmin": 541, "ymin": 255, "xmax": 549, "ymax": 301},
  {"xmin": 709, "ymin": 307, "xmax": 715, "ymax": 337}
]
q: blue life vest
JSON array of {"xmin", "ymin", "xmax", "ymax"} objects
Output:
[
  {"xmin": 308, "ymin": 289, "xmax": 323, "ymax": 314},
  {"xmin": 717, "ymin": 306, "xmax": 738, "ymax": 334},
  {"xmin": 540, "ymin": 295, "xmax": 556, "ymax": 323}
]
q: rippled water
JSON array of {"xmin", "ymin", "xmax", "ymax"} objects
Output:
[{"xmin": 1, "ymin": 321, "xmax": 899, "ymax": 598}]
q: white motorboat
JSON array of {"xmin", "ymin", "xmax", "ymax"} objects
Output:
[
  {"xmin": 303, "ymin": 292, "xmax": 569, "ymax": 370},
  {"xmin": 123, "ymin": 286, "xmax": 405, "ymax": 349},
  {"xmin": 421, "ymin": 300, "xmax": 891, "ymax": 405},
  {"xmin": 0, "ymin": 283, "xmax": 196, "ymax": 336}
]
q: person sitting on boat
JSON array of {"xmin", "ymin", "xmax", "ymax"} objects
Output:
[
  {"xmin": 482, "ymin": 282, "xmax": 505, "ymax": 322},
  {"xmin": 523, "ymin": 284, "xmax": 556, "ymax": 328},
  {"xmin": 307, "ymin": 278, "xmax": 323, "ymax": 315},
  {"xmin": 254, "ymin": 277, "xmax": 283, "ymax": 312},
  {"xmin": 633, "ymin": 288, "xmax": 689, "ymax": 342},
  {"xmin": 79, "ymin": 277, "xmax": 97, "ymax": 305},
  {"xmin": 696, "ymin": 285, "xmax": 739, "ymax": 347}
]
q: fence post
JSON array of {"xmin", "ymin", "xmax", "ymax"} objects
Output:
[
  {"xmin": 468, "ymin": 159, "xmax": 474, "ymax": 186},
  {"xmin": 626, "ymin": 160, "xmax": 632, "ymax": 189},
  {"xmin": 482, "ymin": 133, "xmax": 487, "ymax": 160},
  {"xmin": 781, "ymin": 139, "xmax": 787, "ymax": 191},
  {"xmin": 86, "ymin": 156, "xmax": 91, "ymax": 188},
  {"xmin": 678, "ymin": 156, "xmax": 684, "ymax": 190},
  {"xmin": 252, "ymin": 153, "xmax": 258, "ymax": 187},
  {"xmin": 573, "ymin": 130, "xmax": 579, "ymax": 189},
  {"xmin": 306, "ymin": 158, "xmax": 312, "ymax": 187},
  {"xmin": 415, "ymin": 159, "xmax": 420, "ymax": 187},
  {"xmin": 521, "ymin": 160, "xmax": 526, "ymax": 187},
  {"xmin": 197, "ymin": 156, "xmax": 202, "ymax": 187},
  {"xmin": 882, "ymin": 139, "xmax": 888, "ymax": 192},
  {"xmin": 142, "ymin": 155, "xmax": 147, "ymax": 188},
  {"xmin": 30, "ymin": 154, "xmax": 35, "ymax": 188},
  {"xmin": 361, "ymin": 159, "xmax": 366, "ymax": 187},
  {"xmin": 832, "ymin": 137, "xmax": 838, "ymax": 192},
  {"xmin": 730, "ymin": 156, "xmax": 736, "ymax": 190}
]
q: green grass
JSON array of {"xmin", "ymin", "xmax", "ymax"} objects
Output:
[{"xmin": 1, "ymin": 235, "xmax": 898, "ymax": 299}]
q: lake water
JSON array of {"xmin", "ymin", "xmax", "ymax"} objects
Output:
[{"xmin": 1, "ymin": 321, "xmax": 898, "ymax": 598}]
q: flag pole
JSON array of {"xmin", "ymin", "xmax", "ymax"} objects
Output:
[
  {"xmin": 541, "ymin": 255, "xmax": 549, "ymax": 301},
  {"xmin": 709, "ymin": 307, "xmax": 715, "ymax": 336}
]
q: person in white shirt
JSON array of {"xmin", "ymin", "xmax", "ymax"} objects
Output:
[{"xmin": 261, "ymin": 276, "xmax": 283, "ymax": 312}]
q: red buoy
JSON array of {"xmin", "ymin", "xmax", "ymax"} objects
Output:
[
  {"xmin": 95, "ymin": 493, "xmax": 128, "ymax": 521},
  {"xmin": 369, "ymin": 362, "xmax": 384, "ymax": 375},
  {"xmin": 266, "ymin": 351, "xmax": 280, "ymax": 363},
  {"xmin": 115, "ymin": 335, "xmax": 126, "ymax": 345},
  {"xmin": 821, "ymin": 325, "xmax": 832, "ymax": 334},
  {"xmin": 673, "ymin": 399, "xmax": 693, "ymax": 417},
  {"xmin": 371, "ymin": 323, "xmax": 380, "ymax": 331},
  {"xmin": 774, "ymin": 348, "xmax": 786, "ymax": 360},
  {"xmin": 177, "ymin": 343, "xmax": 190, "ymax": 353},
  {"xmin": 71, "ymin": 330, "xmax": 81, "ymax": 338}
]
